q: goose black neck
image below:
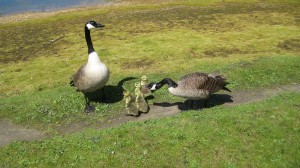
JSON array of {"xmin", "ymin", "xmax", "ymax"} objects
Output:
[
  {"xmin": 85, "ymin": 27, "xmax": 95, "ymax": 54},
  {"xmin": 159, "ymin": 78, "xmax": 178, "ymax": 88}
]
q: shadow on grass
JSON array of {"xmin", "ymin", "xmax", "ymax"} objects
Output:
[
  {"xmin": 85, "ymin": 77, "xmax": 136, "ymax": 104},
  {"xmin": 153, "ymin": 94, "xmax": 233, "ymax": 111},
  {"xmin": 208, "ymin": 94, "xmax": 233, "ymax": 107}
]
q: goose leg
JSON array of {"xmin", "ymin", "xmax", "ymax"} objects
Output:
[
  {"xmin": 192, "ymin": 100, "xmax": 199, "ymax": 110},
  {"xmin": 101, "ymin": 87, "xmax": 106, "ymax": 102},
  {"xmin": 190, "ymin": 100, "xmax": 194, "ymax": 110},
  {"xmin": 203, "ymin": 99, "xmax": 208, "ymax": 108},
  {"xmin": 83, "ymin": 95, "xmax": 95, "ymax": 113}
]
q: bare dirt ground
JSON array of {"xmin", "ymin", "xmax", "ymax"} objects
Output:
[
  {"xmin": 0, "ymin": 119, "xmax": 45, "ymax": 147},
  {"xmin": 94, "ymin": 83, "xmax": 300, "ymax": 129},
  {"xmin": 1, "ymin": 84, "xmax": 299, "ymax": 147}
]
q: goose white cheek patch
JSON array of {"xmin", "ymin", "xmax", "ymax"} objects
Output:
[
  {"xmin": 150, "ymin": 84, "xmax": 157, "ymax": 90},
  {"xmin": 86, "ymin": 23, "xmax": 95, "ymax": 30}
]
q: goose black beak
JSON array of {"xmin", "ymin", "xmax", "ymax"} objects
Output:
[{"xmin": 96, "ymin": 23, "xmax": 105, "ymax": 28}]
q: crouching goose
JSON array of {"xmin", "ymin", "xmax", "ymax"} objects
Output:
[
  {"xmin": 70, "ymin": 21, "xmax": 109, "ymax": 113},
  {"xmin": 146, "ymin": 72, "xmax": 231, "ymax": 109}
]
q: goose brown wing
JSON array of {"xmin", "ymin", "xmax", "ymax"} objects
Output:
[
  {"xmin": 179, "ymin": 72, "xmax": 228, "ymax": 93},
  {"xmin": 72, "ymin": 64, "xmax": 87, "ymax": 88},
  {"xmin": 179, "ymin": 72, "xmax": 210, "ymax": 90},
  {"xmin": 200, "ymin": 73, "xmax": 229, "ymax": 93}
]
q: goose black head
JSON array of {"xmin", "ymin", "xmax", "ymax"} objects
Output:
[
  {"xmin": 146, "ymin": 82, "xmax": 161, "ymax": 93},
  {"xmin": 86, "ymin": 21, "xmax": 105, "ymax": 30},
  {"xmin": 146, "ymin": 78, "xmax": 178, "ymax": 93}
]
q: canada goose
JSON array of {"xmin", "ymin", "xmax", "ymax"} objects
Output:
[
  {"xmin": 146, "ymin": 72, "xmax": 231, "ymax": 109},
  {"xmin": 70, "ymin": 21, "xmax": 109, "ymax": 113}
]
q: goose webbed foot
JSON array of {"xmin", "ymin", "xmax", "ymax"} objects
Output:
[
  {"xmin": 84, "ymin": 103, "xmax": 95, "ymax": 113},
  {"xmin": 83, "ymin": 95, "xmax": 95, "ymax": 113}
]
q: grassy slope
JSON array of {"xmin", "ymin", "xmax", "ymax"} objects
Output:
[
  {"xmin": 1, "ymin": 0, "xmax": 299, "ymax": 94},
  {"xmin": 1, "ymin": 93, "xmax": 299, "ymax": 167},
  {"xmin": 0, "ymin": 0, "xmax": 300, "ymax": 166},
  {"xmin": 0, "ymin": 0, "xmax": 299, "ymax": 130}
]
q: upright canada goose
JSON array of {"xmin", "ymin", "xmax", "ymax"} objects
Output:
[
  {"xmin": 70, "ymin": 21, "xmax": 109, "ymax": 113},
  {"xmin": 146, "ymin": 72, "xmax": 231, "ymax": 109}
]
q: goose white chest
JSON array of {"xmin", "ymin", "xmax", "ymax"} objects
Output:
[{"xmin": 83, "ymin": 52, "xmax": 109, "ymax": 92}]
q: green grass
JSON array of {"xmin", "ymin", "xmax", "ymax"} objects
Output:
[
  {"xmin": 1, "ymin": 55, "xmax": 299, "ymax": 131},
  {"xmin": 0, "ymin": 0, "xmax": 299, "ymax": 128},
  {"xmin": 1, "ymin": 92, "xmax": 299, "ymax": 167},
  {"xmin": 225, "ymin": 55, "xmax": 300, "ymax": 90},
  {"xmin": 0, "ymin": 0, "xmax": 299, "ymax": 125}
]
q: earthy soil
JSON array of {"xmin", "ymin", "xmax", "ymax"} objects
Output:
[
  {"xmin": 0, "ymin": 119, "xmax": 45, "ymax": 147},
  {"xmin": 1, "ymin": 84, "xmax": 299, "ymax": 147},
  {"xmin": 91, "ymin": 83, "xmax": 300, "ymax": 129}
]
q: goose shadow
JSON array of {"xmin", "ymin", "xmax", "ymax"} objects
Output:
[
  {"xmin": 85, "ymin": 77, "xmax": 136, "ymax": 104},
  {"xmin": 153, "ymin": 102, "xmax": 184, "ymax": 108},
  {"xmin": 207, "ymin": 94, "xmax": 233, "ymax": 107},
  {"xmin": 153, "ymin": 94, "xmax": 233, "ymax": 111}
]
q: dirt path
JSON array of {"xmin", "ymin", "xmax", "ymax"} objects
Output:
[
  {"xmin": 0, "ymin": 119, "xmax": 45, "ymax": 147},
  {"xmin": 96, "ymin": 84, "xmax": 300, "ymax": 128},
  {"xmin": 1, "ymin": 84, "xmax": 299, "ymax": 147},
  {"xmin": 58, "ymin": 84, "xmax": 300, "ymax": 133}
]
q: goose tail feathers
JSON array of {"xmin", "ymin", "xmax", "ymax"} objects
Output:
[{"xmin": 210, "ymin": 73, "xmax": 231, "ymax": 92}]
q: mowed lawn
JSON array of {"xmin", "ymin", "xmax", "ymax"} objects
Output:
[{"xmin": 0, "ymin": 0, "xmax": 299, "ymax": 167}]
